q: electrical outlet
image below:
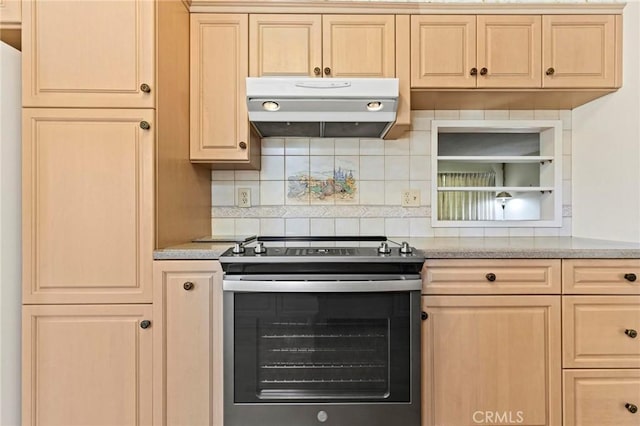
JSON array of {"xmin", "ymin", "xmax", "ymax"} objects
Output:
[
  {"xmin": 237, "ymin": 188, "xmax": 251, "ymax": 208},
  {"xmin": 401, "ymin": 190, "xmax": 420, "ymax": 207}
]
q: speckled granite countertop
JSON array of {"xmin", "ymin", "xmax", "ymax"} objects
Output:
[{"xmin": 153, "ymin": 237, "xmax": 640, "ymax": 260}]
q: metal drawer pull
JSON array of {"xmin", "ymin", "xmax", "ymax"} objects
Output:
[
  {"xmin": 139, "ymin": 121, "xmax": 150, "ymax": 130},
  {"xmin": 421, "ymin": 311, "xmax": 428, "ymax": 321},
  {"xmin": 470, "ymin": 67, "xmax": 478, "ymax": 76},
  {"xmin": 624, "ymin": 273, "xmax": 637, "ymax": 282},
  {"xmin": 545, "ymin": 67, "xmax": 555, "ymax": 76},
  {"xmin": 140, "ymin": 83, "xmax": 151, "ymax": 93},
  {"xmin": 140, "ymin": 320, "xmax": 151, "ymax": 329},
  {"xmin": 480, "ymin": 67, "xmax": 488, "ymax": 76},
  {"xmin": 625, "ymin": 403, "xmax": 638, "ymax": 414},
  {"xmin": 485, "ymin": 273, "xmax": 496, "ymax": 282},
  {"xmin": 183, "ymin": 281, "xmax": 194, "ymax": 291},
  {"xmin": 625, "ymin": 329, "xmax": 638, "ymax": 338}
]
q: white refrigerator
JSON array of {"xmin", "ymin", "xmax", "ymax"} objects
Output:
[{"xmin": 0, "ymin": 40, "xmax": 22, "ymax": 426}]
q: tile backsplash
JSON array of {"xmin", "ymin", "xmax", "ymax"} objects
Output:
[{"xmin": 211, "ymin": 110, "xmax": 573, "ymax": 238}]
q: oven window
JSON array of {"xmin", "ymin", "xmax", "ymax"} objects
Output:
[{"xmin": 233, "ymin": 292, "xmax": 411, "ymax": 403}]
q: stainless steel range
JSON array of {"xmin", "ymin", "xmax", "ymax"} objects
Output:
[{"xmin": 220, "ymin": 236, "xmax": 424, "ymax": 426}]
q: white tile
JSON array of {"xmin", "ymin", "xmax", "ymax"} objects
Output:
[
  {"xmin": 360, "ymin": 138, "xmax": 385, "ymax": 155},
  {"xmin": 360, "ymin": 218, "xmax": 385, "ymax": 236},
  {"xmin": 310, "ymin": 138, "xmax": 334, "ymax": 155},
  {"xmin": 563, "ymin": 130, "xmax": 572, "ymax": 155},
  {"xmin": 563, "ymin": 180, "xmax": 572, "ymax": 205},
  {"xmin": 335, "ymin": 218, "xmax": 360, "ymax": 236},
  {"xmin": 286, "ymin": 218, "xmax": 310, "ymax": 236},
  {"xmin": 560, "ymin": 217, "xmax": 572, "ymax": 237},
  {"xmin": 385, "ymin": 181, "xmax": 408, "ymax": 206},
  {"xmin": 310, "ymin": 156, "xmax": 334, "ymax": 178},
  {"xmin": 285, "ymin": 138, "xmax": 310, "ymax": 155},
  {"xmin": 410, "ymin": 131, "xmax": 430, "ymax": 155},
  {"xmin": 435, "ymin": 110, "xmax": 460, "ymax": 120},
  {"xmin": 385, "ymin": 156, "xmax": 410, "ymax": 180},
  {"xmin": 260, "ymin": 156, "xmax": 285, "ymax": 180},
  {"xmin": 410, "ymin": 180, "xmax": 431, "ymax": 207},
  {"xmin": 411, "ymin": 110, "xmax": 434, "ymax": 131},
  {"xmin": 484, "ymin": 110, "xmax": 509, "ymax": 120},
  {"xmin": 563, "ymin": 155, "xmax": 572, "ymax": 180},
  {"xmin": 334, "ymin": 138, "xmax": 360, "ymax": 155},
  {"xmin": 559, "ymin": 110, "xmax": 572, "ymax": 130},
  {"xmin": 534, "ymin": 110, "xmax": 559, "ymax": 120},
  {"xmin": 509, "ymin": 228, "xmax": 534, "ymax": 237},
  {"xmin": 409, "ymin": 217, "xmax": 433, "ymax": 237},
  {"xmin": 410, "ymin": 156, "xmax": 431, "ymax": 181},
  {"xmin": 211, "ymin": 181, "xmax": 235, "ymax": 206},
  {"xmin": 234, "ymin": 181, "xmax": 260, "ymax": 206},
  {"xmin": 335, "ymin": 156, "xmax": 359, "ymax": 180},
  {"xmin": 260, "ymin": 218, "xmax": 285, "ymax": 235},
  {"xmin": 235, "ymin": 170, "xmax": 259, "ymax": 181},
  {"xmin": 212, "ymin": 218, "xmax": 235, "ymax": 236},
  {"xmin": 460, "ymin": 110, "xmax": 484, "ymax": 120},
  {"xmin": 360, "ymin": 156, "xmax": 385, "ymax": 180},
  {"xmin": 385, "ymin": 218, "xmax": 410, "ymax": 237},
  {"xmin": 359, "ymin": 181, "xmax": 386, "ymax": 205},
  {"xmin": 285, "ymin": 183, "xmax": 310, "ymax": 205},
  {"xmin": 534, "ymin": 227, "xmax": 560, "ymax": 237},
  {"xmin": 310, "ymin": 218, "xmax": 335, "ymax": 236},
  {"xmin": 235, "ymin": 219, "xmax": 260, "ymax": 236},
  {"xmin": 484, "ymin": 227, "xmax": 509, "ymax": 237},
  {"xmin": 211, "ymin": 170, "xmax": 234, "ymax": 181},
  {"xmin": 434, "ymin": 227, "xmax": 459, "ymax": 237},
  {"xmin": 385, "ymin": 136, "xmax": 410, "ymax": 155},
  {"xmin": 459, "ymin": 228, "xmax": 485, "ymax": 237},
  {"xmin": 509, "ymin": 110, "xmax": 534, "ymax": 120},
  {"xmin": 286, "ymin": 156, "xmax": 310, "ymax": 179},
  {"xmin": 260, "ymin": 181, "xmax": 285, "ymax": 205},
  {"xmin": 261, "ymin": 138, "xmax": 285, "ymax": 155}
]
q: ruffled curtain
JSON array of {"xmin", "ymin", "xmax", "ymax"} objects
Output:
[{"xmin": 438, "ymin": 172, "xmax": 496, "ymax": 221}]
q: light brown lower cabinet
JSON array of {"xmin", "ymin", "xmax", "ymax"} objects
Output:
[
  {"xmin": 422, "ymin": 295, "xmax": 562, "ymax": 426},
  {"xmin": 153, "ymin": 260, "xmax": 224, "ymax": 426},
  {"xmin": 22, "ymin": 304, "xmax": 153, "ymax": 425}
]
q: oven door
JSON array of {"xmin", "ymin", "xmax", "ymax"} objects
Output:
[{"xmin": 223, "ymin": 277, "xmax": 421, "ymax": 426}]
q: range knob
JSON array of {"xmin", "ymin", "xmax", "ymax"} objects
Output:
[
  {"xmin": 378, "ymin": 242, "xmax": 391, "ymax": 254},
  {"xmin": 254, "ymin": 242, "xmax": 266, "ymax": 254},
  {"xmin": 400, "ymin": 241, "xmax": 413, "ymax": 254},
  {"xmin": 232, "ymin": 243, "xmax": 245, "ymax": 254}
]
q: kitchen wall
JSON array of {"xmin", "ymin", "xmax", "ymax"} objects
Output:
[
  {"xmin": 573, "ymin": 1, "xmax": 640, "ymax": 243},
  {"xmin": 211, "ymin": 110, "xmax": 573, "ymax": 238}
]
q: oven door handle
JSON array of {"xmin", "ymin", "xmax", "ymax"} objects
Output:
[{"xmin": 222, "ymin": 279, "xmax": 422, "ymax": 292}]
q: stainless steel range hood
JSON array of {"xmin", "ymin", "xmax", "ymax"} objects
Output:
[{"xmin": 246, "ymin": 77, "xmax": 399, "ymax": 138}]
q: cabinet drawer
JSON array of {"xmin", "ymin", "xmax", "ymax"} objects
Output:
[
  {"xmin": 563, "ymin": 296, "xmax": 640, "ymax": 368},
  {"xmin": 563, "ymin": 259, "xmax": 640, "ymax": 294},
  {"xmin": 422, "ymin": 259, "xmax": 561, "ymax": 294},
  {"xmin": 564, "ymin": 370, "xmax": 640, "ymax": 426}
]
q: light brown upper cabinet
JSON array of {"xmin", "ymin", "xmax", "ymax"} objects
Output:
[
  {"xmin": 250, "ymin": 14, "xmax": 396, "ymax": 78},
  {"xmin": 21, "ymin": 0, "xmax": 155, "ymax": 108},
  {"xmin": 22, "ymin": 108, "xmax": 154, "ymax": 304},
  {"xmin": 412, "ymin": 15, "xmax": 541, "ymax": 88},
  {"xmin": 0, "ymin": 0, "xmax": 21, "ymax": 26},
  {"xmin": 191, "ymin": 14, "xmax": 260, "ymax": 169},
  {"xmin": 543, "ymin": 15, "xmax": 621, "ymax": 88}
]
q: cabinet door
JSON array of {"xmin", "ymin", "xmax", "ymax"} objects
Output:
[
  {"xmin": 22, "ymin": 109, "xmax": 154, "ymax": 304},
  {"xmin": 153, "ymin": 261, "xmax": 223, "ymax": 426},
  {"xmin": 249, "ymin": 14, "xmax": 322, "ymax": 77},
  {"xmin": 22, "ymin": 0, "xmax": 154, "ymax": 107},
  {"xmin": 323, "ymin": 15, "xmax": 395, "ymax": 78},
  {"xmin": 190, "ymin": 14, "xmax": 259, "ymax": 169},
  {"xmin": 422, "ymin": 296, "xmax": 562, "ymax": 426},
  {"xmin": 22, "ymin": 304, "xmax": 153, "ymax": 426},
  {"xmin": 477, "ymin": 15, "xmax": 542, "ymax": 88},
  {"xmin": 0, "ymin": 0, "xmax": 21, "ymax": 25},
  {"xmin": 542, "ymin": 15, "xmax": 619, "ymax": 88},
  {"xmin": 410, "ymin": 15, "xmax": 476, "ymax": 88}
]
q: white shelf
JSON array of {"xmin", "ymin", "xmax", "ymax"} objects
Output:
[
  {"xmin": 437, "ymin": 156, "xmax": 554, "ymax": 164},
  {"xmin": 437, "ymin": 186, "xmax": 554, "ymax": 192}
]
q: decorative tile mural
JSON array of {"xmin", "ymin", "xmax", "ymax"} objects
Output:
[{"xmin": 288, "ymin": 167, "xmax": 358, "ymax": 202}]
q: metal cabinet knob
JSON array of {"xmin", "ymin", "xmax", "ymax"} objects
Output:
[
  {"xmin": 314, "ymin": 67, "xmax": 321, "ymax": 76},
  {"xmin": 625, "ymin": 403, "xmax": 638, "ymax": 414},
  {"xmin": 625, "ymin": 329, "xmax": 638, "ymax": 338},
  {"xmin": 624, "ymin": 273, "xmax": 637, "ymax": 282},
  {"xmin": 183, "ymin": 281, "xmax": 194, "ymax": 291},
  {"xmin": 139, "ymin": 121, "xmax": 150, "ymax": 130},
  {"xmin": 480, "ymin": 67, "xmax": 488, "ymax": 76},
  {"xmin": 140, "ymin": 83, "xmax": 151, "ymax": 93},
  {"xmin": 470, "ymin": 67, "xmax": 478, "ymax": 76},
  {"xmin": 421, "ymin": 311, "xmax": 429, "ymax": 321},
  {"xmin": 140, "ymin": 320, "xmax": 151, "ymax": 329},
  {"xmin": 546, "ymin": 67, "xmax": 555, "ymax": 76},
  {"xmin": 239, "ymin": 141, "xmax": 247, "ymax": 150},
  {"xmin": 486, "ymin": 273, "xmax": 497, "ymax": 282},
  {"xmin": 324, "ymin": 67, "xmax": 331, "ymax": 76}
]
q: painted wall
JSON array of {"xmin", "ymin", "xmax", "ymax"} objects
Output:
[
  {"xmin": 573, "ymin": 1, "xmax": 640, "ymax": 242},
  {"xmin": 0, "ymin": 41, "xmax": 22, "ymax": 426}
]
